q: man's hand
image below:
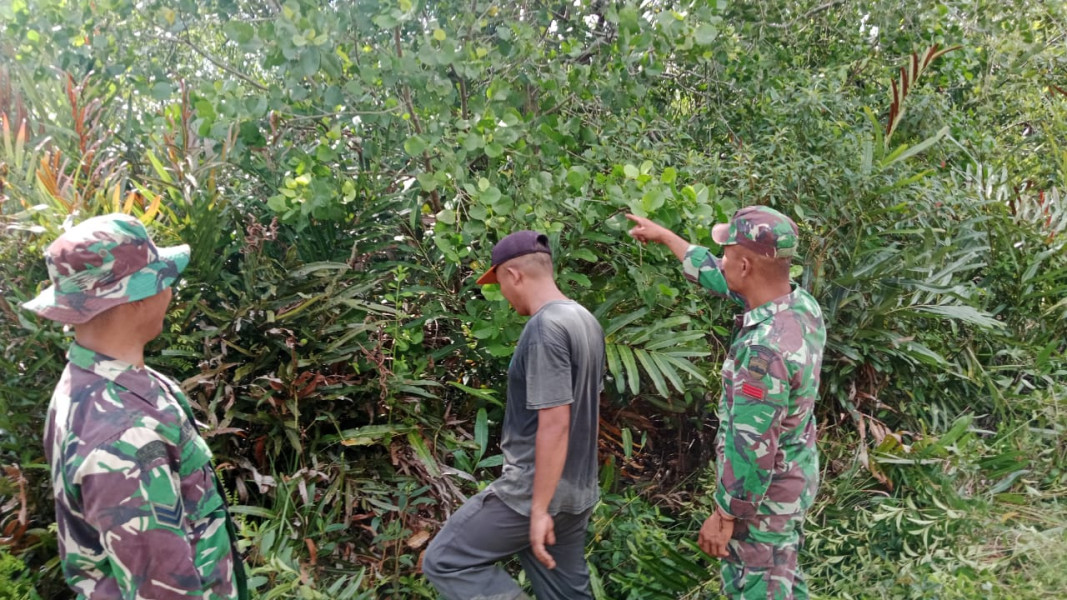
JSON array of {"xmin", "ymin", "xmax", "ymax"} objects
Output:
[
  {"xmin": 530, "ymin": 509, "xmax": 557, "ymax": 569},
  {"xmin": 625, "ymin": 214, "xmax": 690, "ymax": 261},
  {"xmin": 697, "ymin": 510, "xmax": 734, "ymax": 559},
  {"xmin": 625, "ymin": 214, "xmax": 669, "ymax": 244}
]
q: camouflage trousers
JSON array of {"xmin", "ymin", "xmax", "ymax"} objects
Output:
[{"xmin": 720, "ymin": 512, "xmax": 808, "ymax": 600}]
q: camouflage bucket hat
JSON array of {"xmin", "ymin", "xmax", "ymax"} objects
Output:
[
  {"xmin": 711, "ymin": 205, "xmax": 799, "ymax": 259},
  {"xmin": 22, "ymin": 213, "xmax": 190, "ymax": 324}
]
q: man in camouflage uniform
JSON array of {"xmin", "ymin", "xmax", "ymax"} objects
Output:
[
  {"xmin": 23, "ymin": 214, "xmax": 247, "ymax": 599},
  {"xmin": 626, "ymin": 206, "xmax": 826, "ymax": 600}
]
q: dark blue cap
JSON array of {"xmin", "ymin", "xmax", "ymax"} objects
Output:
[{"xmin": 476, "ymin": 230, "xmax": 551, "ymax": 284}]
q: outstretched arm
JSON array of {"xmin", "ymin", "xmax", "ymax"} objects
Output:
[
  {"xmin": 626, "ymin": 214, "xmax": 745, "ymax": 305},
  {"xmin": 625, "ymin": 214, "xmax": 690, "ymax": 261}
]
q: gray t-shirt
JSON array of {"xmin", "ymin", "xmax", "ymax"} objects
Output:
[{"xmin": 489, "ymin": 300, "xmax": 605, "ymax": 516}]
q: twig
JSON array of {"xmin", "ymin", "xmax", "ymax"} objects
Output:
[
  {"xmin": 393, "ymin": 27, "xmax": 442, "ymax": 213},
  {"xmin": 151, "ymin": 33, "xmax": 267, "ymax": 91},
  {"xmin": 766, "ymin": 0, "xmax": 847, "ymax": 29}
]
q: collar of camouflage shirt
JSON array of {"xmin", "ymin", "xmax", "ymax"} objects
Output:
[
  {"xmin": 741, "ymin": 285, "xmax": 801, "ymax": 328},
  {"xmin": 68, "ymin": 341, "xmax": 162, "ymax": 402}
]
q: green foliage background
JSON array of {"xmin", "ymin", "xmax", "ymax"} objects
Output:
[{"xmin": 1, "ymin": 0, "xmax": 1065, "ymax": 598}]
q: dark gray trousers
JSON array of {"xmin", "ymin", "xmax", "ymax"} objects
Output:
[{"xmin": 422, "ymin": 489, "xmax": 594, "ymax": 600}]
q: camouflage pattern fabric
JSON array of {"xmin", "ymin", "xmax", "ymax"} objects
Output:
[
  {"xmin": 712, "ymin": 206, "xmax": 799, "ymax": 259},
  {"xmin": 21, "ymin": 213, "xmax": 189, "ymax": 325},
  {"xmin": 722, "ymin": 513, "xmax": 808, "ymax": 600},
  {"xmin": 683, "ymin": 244, "xmax": 825, "ymax": 599},
  {"xmin": 45, "ymin": 342, "xmax": 245, "ymax": 599}
]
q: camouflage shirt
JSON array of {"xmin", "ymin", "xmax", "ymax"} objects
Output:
[
  {"xmin": 44, "ymin": 342, "xmax": 242, "ymax": 599},
  {"xmin": 684, "ymin": 245, "xmax": 826, "ymax": 520}
]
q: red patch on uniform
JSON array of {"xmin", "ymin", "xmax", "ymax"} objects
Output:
[{"xmin": 741, "ymin": 382, "xmax": 765, "ymax": 400}]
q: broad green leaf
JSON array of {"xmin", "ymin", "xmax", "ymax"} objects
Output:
[
  {"xmin": 605, "ymin": 308, "xmax": 649, "ymax": 337},
  {"xmin": 481, "ymin": 186, "xmax": 502, "ymax": 205},
  {"xmin": 659, "ymin": 354, "xmax": 708, "ymax": 384},
  {"xmin": 661, "ymin": 167, "xmax": 678, "ymax": 184},
  {"xmin": 566, "ymin": 166, "xmax": 590, "ymax": 189},
  {"xmin": 650, "ymin": 352, "xmax": 685, "ymax": 392},
  {"xmin": 605, "ymin": 343, "xmax": 624, "ymax": 394},
  {"xmin": 447, "ymin": 381, "xmax": 503, "ymax": 407},
  {"xmin": 909, "ymin": 304, "xmax": 1005, "ymax": 330},
  {"xmin": 694, "ymin": 23, "xmax": 718, "ymax": 45},
  {"xmin": 436, "ymin": 208, "xmax": 456, "ymax": 225},
  {"xmin": 404, "ymin": 135, "xmax": 427, "ymax": 156},
  {"xmin": 617, "ymin": 344, "xmax": 641, "ymax": 395},
  {"xmin": 880, "ymin": 126, "xmax": 949, "ymax": 167},
  {"xmin": 474, "ymin": 408, "xmax": 488, "ymax": 459},
  {"xmin": 634, "ymin": 348, "xmax": 668, "ymax": 397},
  {"xmin": 407, "ymin": 431, "xmax": 442, "ymax": 477},
  {"xmin": 335, "ymin": 424, "xmax": 411, "ymax": 447}
]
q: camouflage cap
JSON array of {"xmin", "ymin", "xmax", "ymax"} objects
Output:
[
  {"xmin": 711, "ymin": 206, "xmax": 799, "ymax": 259},
  {"xmin": 22, "ymin": 214, "xmax": 189, "ymax": 324}
]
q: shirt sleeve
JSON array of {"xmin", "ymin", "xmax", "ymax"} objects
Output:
[
  {"xmin": 682, "ymin": 245, "xmax": 745, "ymax": 306},
  {"xmin": 525, "ymin": 323, "xmax": 574, "ymax": 410},
  {"xmin": 714, "ymin": 344, "xmax": 790, "ymax": 520},
  {"xmin": 78, "ymin": 426, "xmax": 209, "ymax": 598}
]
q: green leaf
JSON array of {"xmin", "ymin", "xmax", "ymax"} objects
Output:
[
  {"xmin": 570, "ymin": 248, "xmax": 598, "ymax": 262},
  {"xmin": 880, "ymin": 126, "xmax": 949, "ymax": 167},
  {"xmin": 447, "ymin": 381, "xmax": 503, "ymax": 407},
  {"xmin": 617, "ymin": 344, "xmax": 641, "ymax": 395},
  {"xmin": 474, "ymin": 408, "xmax": 488, "ymax": 459},
  {"xmin": 336, "ymin": 425, "xmax": 409, "ymax": 446},
  {"xmin": 634, "ymin": 348, "xmax": 668, "ymax": 397},
  {"xmin": 862, "ymin": 106, "xmax": 885, "ymax": 159},
  {"xmin": 623, "ymin": 163, "xmax": 640, "ymax": 179},
  {"xmin": 661, "ymin": 167, "xmax": 678, "ymax": 184},
  {"xmin": 480, "ymin": 186, "xmax": 502, "ymax": 205},
  {"xmin": 651, "ymin": 352, "xmax": 685, "ymax": 393},
  {"xmin": 298, "ymin": 48, "xmax": 320, "ymax": 76},
  {"xmin": 476, "ymin": 454, "xmax": 504, "ymax": 468},
  {"xmin": 605, "ymin": 307, "xmax": 649, "ymax": 337},
  {"xmin": 641, "ymin": 188, "xmax": 665, "ymax": 213},
  {"xmin": 566, "ymin": 166, "xmax": 590, "ymax": 189},
  {"xmin": 909, "ymin": 304, "xmax": 1005, "ymax": 330},
  {"xmin": 436, "ymin": 208, "xmax": 456, "ymax": 225},
  {"xmin": 694, "ymin": 23, "xmax": 718, "ymax": 45},
  {"xmin": 404, "ymin": 135, "xmax": 427, "ymax": 156},
  {"xmin": 658, "ymin": 354, "xmax": 708, "ymax": 384},
  {"xmin": 225, "ymin": 21, "xmax": 255, "ymax": 44},
  {"xmin": 407, "ymin": 431, "xmax": 442, "ymax": 477},
  {"xmin": 227, "ymin": 505, "xmax": 277, "ymax": 519},
  {"xmin": 605, "ymin": 343, "xmax": 624, "ymax": 394}
]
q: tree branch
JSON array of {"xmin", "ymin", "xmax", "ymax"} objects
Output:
[
  {"xmin": 393, "ymin": 27, "xmax": 442, "ymax": 214},
  {"xmin": 766, "ymin": 0, "xmax": 847, "ymax": 29},
  {"xmin": 151, "ymin": 32, "xmax": 267, "ymax": 91}
]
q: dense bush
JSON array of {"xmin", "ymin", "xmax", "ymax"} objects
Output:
[{"xmin": 1, "ymin": 0, "xmax": 1065, "ymax": 597}]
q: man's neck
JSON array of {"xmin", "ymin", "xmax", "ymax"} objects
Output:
[
  {"xmin": 524, "ymin": 283, "xmax": 569, "ymax": 316},
  {"xmin": 74, "ymin": 329, "xmax": 147, "ymax": 368},
  {"xmin": 743, "ymin": 280, "xmax": 793, "ymax": 311}
]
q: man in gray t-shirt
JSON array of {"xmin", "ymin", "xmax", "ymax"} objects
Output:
[{"xmin": 423, "ymin": 230, "xmax": 604, "ymax": 600}]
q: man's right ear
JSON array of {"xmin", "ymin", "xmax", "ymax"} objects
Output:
[{"xmin": 502, "ymin": 265, "xmax": 520, "ymax": 285}]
